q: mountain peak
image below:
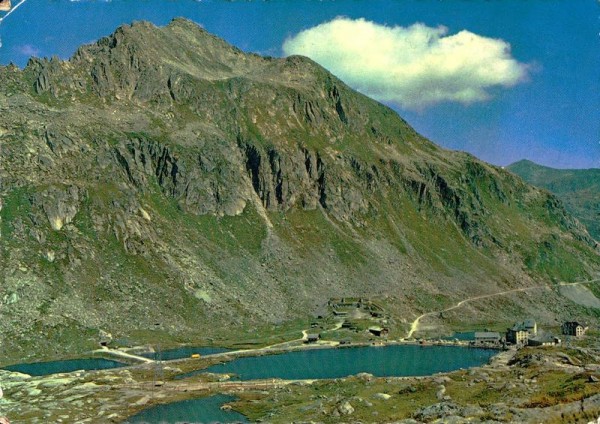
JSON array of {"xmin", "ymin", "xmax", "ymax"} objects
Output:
[
  {"xmin": 81, "ymin": 18, "xmax": 251, "ymax": 73},
  {"xmin": 21, "ymin": 18, "xmax": 270, "ymax": 100},
  {"xmin": 103, "ymin": 17, "xmax": 237, "ymax": 55},
  {"xmin": 20, "ymin": 18, "xmax": 373, "ymax": 129},
  {"xmin": 509, "ymin": 159, "xmax": 536, "ymax": 166}
]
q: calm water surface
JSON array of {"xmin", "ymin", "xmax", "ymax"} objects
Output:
[
  {"xmin": 3, "ymin": 358, "xmax": 126, "ymax": 376},
  {"xmin": 125, "ymin": 395, "xmax": 248, "ymax": 424},
  {"xmin": 4, "ymin": 345, "xmax": 495, "ymax": 422},
  {"xmin": 138, "ymin": 345, "xmax": 495, "ymax": 421},
  {"xmin": 179, "ymin": 344, "xmax": 496, "ymax": 380},
  {"xmin": 3, "ymin": 346, "xmax": 229, "ymax": 376}
]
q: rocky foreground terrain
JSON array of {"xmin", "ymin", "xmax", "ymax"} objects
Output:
[
  {"xmin": 0, "ymin": 19, "xmax": 599, "ymax": 365},
  {"xmin": 0, "ymin": 343, "xmax": 598, "ymax": 423}
]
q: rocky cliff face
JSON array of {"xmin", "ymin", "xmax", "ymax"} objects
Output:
[{"xmin": 0, "ymin": 19, "xmax": 598, "ymax": 362}]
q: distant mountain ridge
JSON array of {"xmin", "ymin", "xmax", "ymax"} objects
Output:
[
  {"xmin": 508, "ymin": 160, "xmax": 600, "ymax": 240},
  {"xmin": 0, "ymin": 19, "xmax": 598, "ymax": 362}
]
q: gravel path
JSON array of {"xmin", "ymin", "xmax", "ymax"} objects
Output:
[{"xmin": 407, "ymin": 278, "xmax": 600, "ymax": 338}]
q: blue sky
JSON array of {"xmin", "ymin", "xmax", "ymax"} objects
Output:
[{"xmin": 0, "ymin": 0, "xmax": 597, "ymax": 169}]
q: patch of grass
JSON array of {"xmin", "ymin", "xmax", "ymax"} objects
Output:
[
  {"xmin": 446, "ymin": 379, "xmax": 505, "ymax": 405},
  {"xmin": 235, "ymin": 377, "xmax": 439, "ymax": 423},
  {"xmin": 1, "ymin": 187, "xmax": 31, "ymax": 239},
  {"xmin": 141, "ymin": 176, "xmax": 267, "ymax": 257},
  {"xmin": 522, "ymin": 370, "xmax": 600, "ymax": 407},
  {"xmin": 587, "ymin": 281, "xmax": 600, "ymax": 300},
  {"xmin": 271, "ymin": 208, "xmax": 368, "ymax": 268},
  {"xmin": 215, "ymin": 317, "xmax": 310, "ymax": 348},
  {"xmin": 218, "ymin": 205, "xmax": 268, "ymax": 255},
  {"xmin": 523, "ymin": 238, "xmax": 591, "ymax": 281},
  {"xmin": 73, "ymin": 214, "xmax": 97, "ymax": 244},
  {"xmin": 508, "ymin": 160, "xmax": 600, "ymax": 240},
  {"xmin": 544, "ymin": 407, "xmax": 600, "ymax": 424}
]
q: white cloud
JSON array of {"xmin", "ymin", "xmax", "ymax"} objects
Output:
[
  {"xmin": 283, "ymin": 18, "xmax": 529, "ymax": 109},
  {"xmin": 15, "ymin": 44, "xmax": 40, "ymax": 57}
]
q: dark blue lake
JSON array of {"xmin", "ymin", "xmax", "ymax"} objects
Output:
[
  {"xmin": 125, "ymin": 395, "xmax": 247, "ymax": 424},
  {"xmin": 3, "ymin": 358, "xmax": 126, "ymax": 376},
  {"xmin": 179, "ymin": 344, "xmax": 497, "ymax": 381},
  {"xmin": 141, "ymin": 347, "xmax": 230, "ymax": 361}
]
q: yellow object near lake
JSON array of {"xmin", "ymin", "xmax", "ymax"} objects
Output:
[{"xmin": 191, "ymin": 353, "xmax": 201, "ymax": 359}]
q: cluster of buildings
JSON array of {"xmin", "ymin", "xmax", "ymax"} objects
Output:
[
  {"xmin": 307, "ymin": 298, "xmax": 393, "ymax": 344},
  {"xmin": 327, "ymin": 297, "xmax": 386, "ymax": 319},
  {"xmin": 472, "ymin": 320, "xmax": 588, "ymax": 347}
]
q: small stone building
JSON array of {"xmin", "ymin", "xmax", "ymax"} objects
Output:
[
  {"xmin": 474, "ymin": 331, "xmax": 501, "ymax": 344},
  {"xmin": 506, "ymin": 319, "xmax": 538, "ymax": 345},
  {"xmin": 562, "ymin": 321, "xmax": 587, "ymax": 337},
  {"xmin": 306, "ymin": 333, "xmax": 320, "ymax": 343},
  {"xmin": 528, "ymin": 330, "xmax": 560, "ymax": 347},
  {"xmin": 506, "ymin": 325, "xmax": 529, "ymax": 345},
  {"xmin": 368, "ymin": 326, "xmax": 389, "ymax": 337}
]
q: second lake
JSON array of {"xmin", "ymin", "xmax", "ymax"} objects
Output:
[{"xmin": 178, "ymin": 344, "xmax": 497, "ymax": 380}]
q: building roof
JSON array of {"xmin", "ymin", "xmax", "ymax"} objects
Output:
[
  {"xmin": 528, "ymin": 332, "xmax": 556, "ymax": 344},
  {"xmin": 510, "ymin": 320, "xmax": 536, "ymax": 332},
  {"xmin": 474, "ymin": 332, "xmax": 500, "ymax": 339}
]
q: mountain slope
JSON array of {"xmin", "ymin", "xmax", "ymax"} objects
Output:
[
  {"xmin": 0, "ymin": 19, "xmax": 598, "ymax": 363},
  {"xmin": 508, "ymin": 159, "xmax": 600, "ymax": 240}
]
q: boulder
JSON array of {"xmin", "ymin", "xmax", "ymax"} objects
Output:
[
  {"xmin": 337, "ymin": 401, "xmax": 354, "ymax": 415},
  {"xmin": 373, "ymin": 393, "xmax": 391, "ymax": 400},
  {"xmin": 356, "ymin": 372, "xmax": 373, "ymax": 381},
  {"xmin": 436, "ymin": 384, "xmax": 447, "ymax": 400},
  {"xmin": 414, "ymin": 402, "xmax": 461, "ymax": 421}
]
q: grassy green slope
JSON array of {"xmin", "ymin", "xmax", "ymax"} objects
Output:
[{"xmin": 508, "ymin": 159, "xmax": 600, "ymax": 240}]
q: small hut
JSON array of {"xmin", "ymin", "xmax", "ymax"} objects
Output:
[{"xmin": 306, "ymin": 333, "xmax": 320, "ymax": 343}]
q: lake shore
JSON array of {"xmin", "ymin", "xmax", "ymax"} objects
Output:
[{"xmin": 0, "ymin": 336, "xmax": 597, "ymax": 423}]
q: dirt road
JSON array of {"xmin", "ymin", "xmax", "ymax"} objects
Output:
[
  {"xmin": 93, "ymin": 347, "xmax": 154, "ymax": 364},
  {"xmin": 406, "ymin": 278, "xmax": 600, "ymax": 338}
]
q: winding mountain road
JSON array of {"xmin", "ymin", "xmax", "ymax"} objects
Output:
[{"xmin": 406, "ymin": 278, "xmax": 600, "ymax": 338}]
